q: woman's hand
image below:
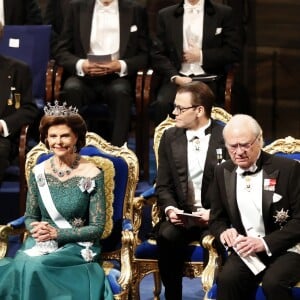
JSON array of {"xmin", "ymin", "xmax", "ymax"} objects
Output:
[{"xmin": 30, "ymin": 221, "xmax": 57, "ymax": 242}]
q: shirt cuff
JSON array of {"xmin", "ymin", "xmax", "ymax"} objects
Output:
[
  {"xmin": 199, "ymin": 50, "xmax": 203, "ymax": 65},
  {"xmin": 260, "ymin": 237, "xmax": 272, "ymax": 256},
  {"xmin": 0, "ymin": 119, "xmax": 9, "ymax": 137},
  {"xmin": 76, "ymin": 59, "xmax": 85, "ymax": 77},
  {"xmin": 170, "ymin": 75, "xmax": 178, "ymax": 83},
  {"xmin": 117, "ymin": 60, "xmax": 128, "ymax": 77}
]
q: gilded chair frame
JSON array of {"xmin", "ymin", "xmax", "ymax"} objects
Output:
[
  {"xmin": 0, "ymin": 132, "xmax": 139, "ymax": 300},
  {"xmin": 263, "ymin": 136, "xmax": 300, "ymax": 157},
  {"xmin": 131, "ymin": 107, "xmax": 232, "ymax": 300}
]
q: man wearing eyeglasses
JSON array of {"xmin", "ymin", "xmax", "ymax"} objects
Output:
[
  {"xmin": 208, "ymin": 114, "xmax": 300, "ymax": 300},
  {"xmin": 155, "ymin": 81, "xmax": 228, "ymax": 300}
]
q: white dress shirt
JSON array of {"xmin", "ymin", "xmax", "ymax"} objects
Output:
[
  {"xmin": 180, "ymin": 0, "xmax": 205, "ymax": 76},
  {"xmin": 186, "ymin": 119, "xmax": 211, "ymax": 209},
  {"xmin": 76, "ymin": 0, "xmax": 127, "ymax": 77},
  {"xmin": 0, "ymin": 0, "xmax": 4, "ymax": 25},
  {"xmin": 236, "ymin": 169, "xmax": 266, "ymax": 238}
]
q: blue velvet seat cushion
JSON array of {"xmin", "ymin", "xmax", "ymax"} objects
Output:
[
  {"xmin": 135, "ymin": 239, "xmax": 205, "ymax": 262},
  {"xmin": 206, "ymin": 283, "xmax": 300, "ymax": 300}
]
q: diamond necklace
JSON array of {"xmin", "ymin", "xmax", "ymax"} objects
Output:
[{"xmin": 50, "ymin": 154, "xmax": 81, "ymax": 177}]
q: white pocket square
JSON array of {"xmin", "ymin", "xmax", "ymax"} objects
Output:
[
  {"xmin": 130, "ymin": 25, "xmax": 138, "ymax": 32},
  {"xmin": 215, "ymin": 27, "xmax": 222, "ymax": 35},
  {"xmin": 272, "ymin": 193, "xmax": 282, "ymax": 203}
]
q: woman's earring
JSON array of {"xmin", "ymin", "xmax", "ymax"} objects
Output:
[{"xmin": 73, "ymin": 145, "xmax": 77, "ymax": 153}]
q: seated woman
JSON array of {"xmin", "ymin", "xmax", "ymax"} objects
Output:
[{"xmin": 0, "ymin": 101, "xmax": 113, "ymax": 300}]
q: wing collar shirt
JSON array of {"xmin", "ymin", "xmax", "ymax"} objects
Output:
[
  {"xmin": 76, "ymin": 0, "xmax": 127, "ymax": 77},
  {"xmin": 236, "ymin": 158, "xmax": 272, "ymax": 256},
  {"xmin": 185, "ymin": 119, "xmax": 211, "ymax": 209},
  {"xmin": 180, "ymin": 0, "xmax": 205, "ymax": 76}
]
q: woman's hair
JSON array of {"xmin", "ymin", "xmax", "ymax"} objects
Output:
[
  {"xmin": 39, "ymin": 114, "xmax": 87, "ymax": 151},
  {"xmin": 176, "ymin": 81, "xmax": 215, "ymax": 118}
]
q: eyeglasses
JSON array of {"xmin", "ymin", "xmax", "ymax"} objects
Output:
[
  {"xmin": 226, "ymin": 134, "xmax": 260, "ymax": 152},
  {"xmin": 173, "ymin": 104, "xmax": 199, "ymax": 114}
]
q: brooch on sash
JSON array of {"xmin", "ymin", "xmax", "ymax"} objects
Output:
[
  {"xmin": 37, "ymin": 174, "xmax": 46, "ymax": 187},
  {"xmin": 78, "ymin": 177, "xmax": 95, "ymax": 193}
]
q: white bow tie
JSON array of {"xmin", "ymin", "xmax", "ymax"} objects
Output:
[
  {"xmin": 98, "ymin": 6, "xmax": 117, "ymax": 14},
  {"xmin": 184, "ymin": 3, "xmax": 203, "ymax": 14}
]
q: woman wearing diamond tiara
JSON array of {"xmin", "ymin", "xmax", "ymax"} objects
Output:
[{"xmin": 0, "ymin": 101, "xmax": 113, "ymax": 299}]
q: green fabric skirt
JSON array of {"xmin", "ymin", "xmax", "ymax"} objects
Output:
[{"xmin": 0, "ymin": 237, "xmax": 114, "ymax": 300}]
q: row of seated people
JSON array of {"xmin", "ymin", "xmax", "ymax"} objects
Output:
[
  {"xmin": 0, "ymin": 83, "xmax": 299, "ymax": 299},
  {"xmin": 0, "ymin": 0, "xmax": 242, "ymax": 183},
  {"xmin": 132, "ymin": 81, "xmax": 300, "ymax": 300}
]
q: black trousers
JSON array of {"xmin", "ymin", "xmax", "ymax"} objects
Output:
[
  {"xmin": 157, "ymin": 220, "xmax": 208, "ymax": 300},
  {"xmin": 61, "ymin": 74, "xmax": 133, "ymax": 147},
  {"xmin": 0, "ymin": 136, "xmax": 15, "ymax": 184},
  {"xmin": 217, "ymin": 251, "xmax": 300, "ymax": 300}
]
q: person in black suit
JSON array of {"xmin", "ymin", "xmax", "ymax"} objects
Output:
[
  {"xmin": 43, "ymin": 0, "xmax": 70, "ymax": 57},
  {"xmin": 55, "ymin": 0, "xmax": 149, "ymax": 146},
  {"xmin": 155, "ymin": 81, "xmax": 228, "ymax": 300},
  {"xmin": 208, "ymin": 114, "xmax": 300, "ymax": 300},
  {"xmin": 0, "ymin": 22, "xmax": 39, "ymax": 184},
  {"xmin": 1, "ymin": 0, "xmax": 42, "ymax": 25},
  {"xmin": 151, "ymin": 0, "xmax": 241, "ymax": 125}
]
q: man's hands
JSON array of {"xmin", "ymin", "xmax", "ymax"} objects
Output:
[
  {"xmin": 183, "ymin": 44, "xmax": 201, "ymax": 64},
  {"xmin": 82, "ymin": 59, "xmax": 121, "ymax": 77},
  {"xmin": 167, "ymin": 208, "xmax": 209, "ymax": 227},
  {"xmin": 172, "ymin": 76, "xmax": 193, "ymax": 86},
  {"xmin": 167, "ymin": 208, "xmax": 185, "ymax": 226},
  {"xmin": 30, "ymin": 221, "xmax": 57, "ymax": 242},
  {"xmin": 220, "ymin": 228, "xmax": 265, "ymax": 257}
]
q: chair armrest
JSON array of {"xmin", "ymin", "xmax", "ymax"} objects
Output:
[
  {"xmin": 201, "ymin": 234, "xmax": 222, "ymax": 293},
  {"xmin": 140, "ymin": 186, "xmax": 155, "ymax": 198},
  {"xmin": 132, "ymin": 194, "xmax": 160, "ymax": 248},
  {"xmin": 0, "ymin": 217, "xmax": 27, "ymax": 259},
  {"xmin": 8, "ymin": 216, "xmax": 26, "ymax": 228},
  {"xmin": 117, "ymin": 228, "xmax": 134, "ymax": 291}
]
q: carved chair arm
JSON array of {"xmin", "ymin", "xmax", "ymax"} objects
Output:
[
  {"xmin": 0, "ymin": 221, "xmax": 28, "ymax": 259},
  {"xmin": 201, "ymin": 234, "xmax": 222, "ymax": 294}
]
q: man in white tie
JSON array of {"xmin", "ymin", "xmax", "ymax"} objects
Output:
[
  {"xmin": 208, "ymin": 114, "xmax": 300, "ymax": 300},
  {"xmin": 150, "ymin": 0, "xmax": 241, "ymax": 125},
  {"xmin": 155, "ymin": 81, "xmax": 228, "ymax": 300},
  {"xmin": 55, "ymin": 0, "xmax": 149, "ymax": 146}
]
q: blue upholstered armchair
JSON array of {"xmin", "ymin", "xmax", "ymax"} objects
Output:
[
  {"xmin": 0, "ymin": 132, "xmax": 139, "ymax": 300},
  {"xmin": 206, "ymin": 135, "xmax": 300, "ymax": 300},
  {"xmin": 131, "ymin": 107, "xmax": 232, "ymax": 300}
]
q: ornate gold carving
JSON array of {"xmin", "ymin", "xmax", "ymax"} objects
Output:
[{"xmin": 263, "ymin": 136, "xmax": 300, "ymax": 155}]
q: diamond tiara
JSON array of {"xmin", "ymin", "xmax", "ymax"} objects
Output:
[{"xmin": 44, "ymin": 100, "xmax": 78, "ymax": 116}]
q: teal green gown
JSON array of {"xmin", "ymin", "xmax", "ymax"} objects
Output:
[{"xmin": 0, "ymin": 170, "xmax": 114, "ymax": 300}]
